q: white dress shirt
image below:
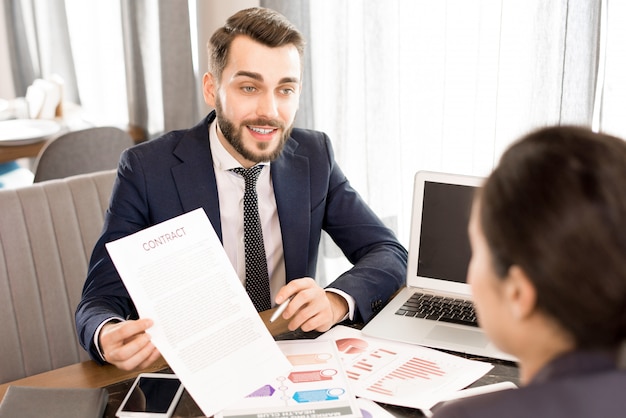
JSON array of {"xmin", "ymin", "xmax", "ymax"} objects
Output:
[
  {"xmin": 209, "ymin": 121, "xmax": 354, "ymax": 318},
  {"xmin": 208, "ymin": 121, "xmax": 286, "ymax": 305}
]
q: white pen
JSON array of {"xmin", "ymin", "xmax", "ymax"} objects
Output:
[{"xmin": 269, "ymin": 296, "xmax": 294, "ymax": 323}]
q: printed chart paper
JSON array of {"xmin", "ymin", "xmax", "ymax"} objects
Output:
[
  {"xmin": 105, "ymin": 208, "xmax": 291, "ymax": 417},
  {"xmin": 216, "ymin": 339, "xmax": 361, "ymax": 418},
  {"xmin": 320, "ymin": 326, "xmax": 494, "ymax": 411}
]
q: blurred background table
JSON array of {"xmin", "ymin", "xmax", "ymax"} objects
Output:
[
  {"xmin": 0, "ymin": 140, "xmax": 50, "ymax": 164},
  {"xmin": 0, "ymin": 119, "xmax": 64, "ymax": 164}
]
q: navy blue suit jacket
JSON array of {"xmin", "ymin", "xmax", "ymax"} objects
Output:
[
  {"xmin": 76, "ymin": 113, "xmax": 407, "ymax": 362},
  {"xmin": 432, "ymin": 351, "xmax": 626, "ymax": 418}
]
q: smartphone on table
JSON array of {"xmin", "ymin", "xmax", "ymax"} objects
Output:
[{"xmin": 116, "ymin": 373, "xmax": 184, "ymax": 417}]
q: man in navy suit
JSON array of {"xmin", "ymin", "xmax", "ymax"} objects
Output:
[{"xmin": 75, "ymin": 7, "xmax": 407, "ymax": 371}]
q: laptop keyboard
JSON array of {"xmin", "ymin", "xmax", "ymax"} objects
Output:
[{"xmin": 394, "ymin": 292, "xmax": 479, "ymax": 327}]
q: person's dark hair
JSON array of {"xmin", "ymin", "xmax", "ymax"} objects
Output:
[
  {"xmin": 207, "ymin": 7, "xmax": 305, "ymax": 82},
  {"xmin": 479, "ymin": 125, "xmax": 626, "ymax": 350}
]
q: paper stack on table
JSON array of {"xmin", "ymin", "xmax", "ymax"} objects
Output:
[{"xmin": 318, "ymin": 325, "xmax": 495, "ymax": 412}]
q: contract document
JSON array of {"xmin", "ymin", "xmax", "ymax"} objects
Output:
[{"xmin": 105, "ymin": 208, "xmax": 291, "ymax": 417}]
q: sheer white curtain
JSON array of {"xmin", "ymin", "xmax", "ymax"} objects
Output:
[
  {"xmin": 4, "ymin": 0, "xmax": 200, "ymax": 137},
  {"xmin": 295, "ymin": 0, "xmax": 626, "ymax": 282},
  {"xmin": 596, "ymin": 0, "xmax": 626, "ymax": 138},
  {"xmin": 307, "ymin": 0, "xmax": 607, "ymax": 249},
  {"xmin": 64, "ymin": 0, "xmax": 127, "ymax": 127}
]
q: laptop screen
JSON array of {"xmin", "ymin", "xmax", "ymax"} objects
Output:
[{"xmin": 416, "ymin": 181, "xmax": 477, "ymax": 284}]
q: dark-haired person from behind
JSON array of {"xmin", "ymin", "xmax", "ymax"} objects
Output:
[{"xmin": 433, "ymin": 126, "xmax": 626, "ymax": 418}]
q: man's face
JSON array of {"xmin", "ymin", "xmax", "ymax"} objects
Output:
[{"xmin": 203, "ymin": 35, "xmax": 302, "ymax": 167}]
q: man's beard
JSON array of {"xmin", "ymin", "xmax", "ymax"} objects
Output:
[{"xmin": 214, "ymin": 98, "xmax": 293, "ymax": 163}]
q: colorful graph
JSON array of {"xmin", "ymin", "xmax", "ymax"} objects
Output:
[
  {"xmin": 343, "ymin": 347, "xmax": 397, "ymax": 381},
  {"xmin": 367, "ymin": 356, "xmax": 446, "ymax": 396},
  {"xmin": 325, "ymin": 325, "xmax": 496, "ymax": 411},
  {"xmin": 339, "ymin": 341, "xmax": 449, "ymax": 397},
  {"xmin": 336, "ymin": 338, "xmax": 369, "ymax": 354}
]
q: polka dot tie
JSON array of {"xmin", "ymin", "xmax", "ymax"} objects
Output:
[{"xmin": 231, "ymin": 165, "xmax": 271, "ymax": 312}]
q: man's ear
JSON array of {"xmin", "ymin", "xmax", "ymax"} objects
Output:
[
  {"xmin": 202, "ymin": 72, "xmax": 217, "ymax": 107},
  {"xmin": 504, "ymin": 265, "xmax": 537, "ymax": 320}
]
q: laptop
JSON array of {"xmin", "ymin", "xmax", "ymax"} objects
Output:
[{"xmin": 361, "ymin": 170, "xmax": 516, "ymax": 362}]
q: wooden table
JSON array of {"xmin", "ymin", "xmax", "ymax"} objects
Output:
[
  {"xmin": 0, "ymin": 309, "xmax": 290, "ymax": 402},
  {"xmin": 0, "ymin": 140, "xmax": 50, "ymax": 164},
  {"xmin": 0, "ymin": 123, "xmax": 147, "ymax": 164},
  {"xmin": 0, "ymin": 310, "xmax": 518, "ymax": 417}
]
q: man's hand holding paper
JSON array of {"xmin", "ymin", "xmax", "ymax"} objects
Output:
[
  {"xmin": 105, "ymin": 208, "xmax": 291, "ymax": 417},
  {"xmin": 99, "ymin": 318, "xmax": 159, "ymax": 371}
]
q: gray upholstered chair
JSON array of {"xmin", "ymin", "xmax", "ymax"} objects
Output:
[
  {"xmin": 32, "ymin": 126, "xmax": 133, "ymax": 182},
  {"xmin": 0, "ymin": 169, "xmax": 116, "ymax": 383}
]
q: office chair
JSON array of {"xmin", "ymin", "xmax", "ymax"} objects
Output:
[{"xmin": 33, "ymin": 126, "xmax": 134, "ymax": 182}]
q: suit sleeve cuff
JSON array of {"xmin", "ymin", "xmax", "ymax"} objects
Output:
[
  {"xmin": 325, "ymin": 288, "xmax": 355, "ymax": 322},
  {"xmin": 93, "ymin": 317, "xmax": 125, "ymax": 362}
]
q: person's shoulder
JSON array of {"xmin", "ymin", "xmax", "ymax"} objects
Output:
[
  {"xmin": 131, "ymin": 130, "xmax": 180, "ymax": 151},
  {"xmin": 291, "ymin": 127, "xmax": 325, "ymax": 137},
  {"xmin": 432, "ymin": 388, "xmax": 518, "ymax": 418},
  {"xmin": 127, "ymin": 118, "xmax": 210, "ymax": 156},
  {"xmin": 287, "ymin": 127, "xmax": 330, "ymax": 153},
  {"xmin": 121, "ymin": 132, "xmax": 182, "ymax": 167},
  {"xmin": 434, "ymin": 371, "xmax": 626, "ymax": 418}
]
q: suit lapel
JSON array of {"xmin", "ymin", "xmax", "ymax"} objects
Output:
[
  {"xmin": 171, "ymin": 115, "xmax": 223, "ymax": 241},
  {"xmin": 272, "ymin": 139, "xmax": 311, "ymax": 280}
]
